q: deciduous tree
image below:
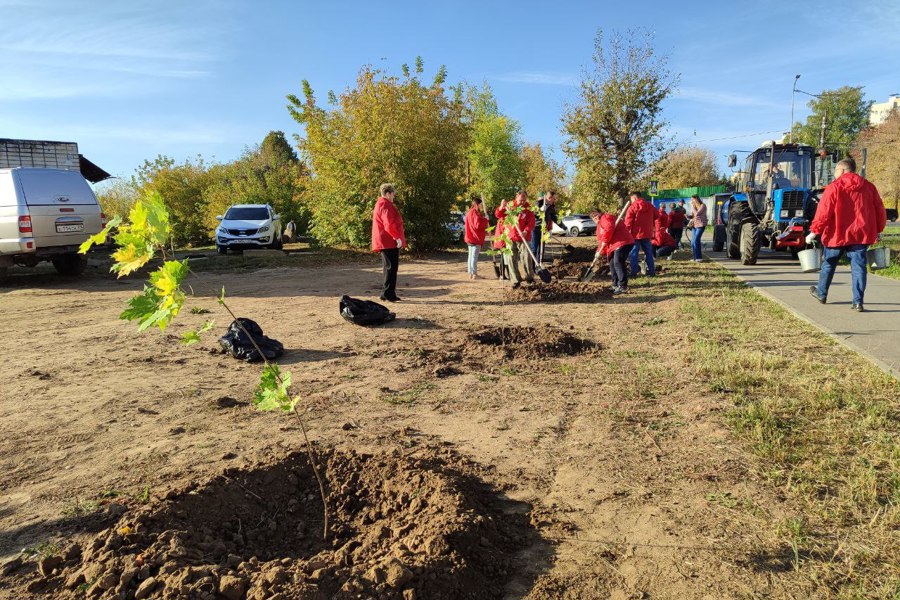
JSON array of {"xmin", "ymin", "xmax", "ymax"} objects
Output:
[
  {"xmin": 563, "ymin": 29, "xmax": 677, "ymax": 208},
  {"xmin": 465, "ymin": 84, "xmax": 524, "ymax": 208},
  {"xmin": 288, "ymin": 61, "xmax": 468, "ymax": 250},
  {"xmin": 520, "ymin": 143, "xmax": 567, "ymax": 206},
  {"xmin": 650, "ymin": 146, "xmax": 721, "ymax": 190},
  {"xmin": 792, "ymin": 86, "xmax": 872, "ymax": 151},
  {"xmin": 855, "ymin": 111, "xmax": 900, "ymax": 208}
]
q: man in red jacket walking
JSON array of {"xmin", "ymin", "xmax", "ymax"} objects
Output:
[
  {"xmin": 624, "ymin": 192, "xmax": 659, "ymax": 276},
  {"xmin": 371, "ymin": 183, "xmax": 406, "ymax": 302},
  {"xmin": 807, "ymin": 158, "xmax": 886, "ymax": 312}
]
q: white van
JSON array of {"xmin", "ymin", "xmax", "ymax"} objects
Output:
[{"xmin": 0, "ymin": 167, "xmax": 105, "ymax": 282}]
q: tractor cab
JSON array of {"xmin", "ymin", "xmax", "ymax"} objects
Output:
[{"xmin": 723, "ymin": 142, "xmax": 820, "ymax": 264}]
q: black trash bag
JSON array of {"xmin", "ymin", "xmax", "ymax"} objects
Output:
[
  {"xmin": 219, "ymin": 318, "xmax": 284, "ymax": 362},
  {"xmin": 340, "ymin": 295, "xmax": 396, "ymax": 326}
]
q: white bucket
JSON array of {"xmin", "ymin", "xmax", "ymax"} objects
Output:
[
  {"xmin": 798, "ymin": 247, "xmax": 821, "ymax": 273},
  {"xmin": 867, "ymin": 246, "xmax": 890, "ymax": 270}
]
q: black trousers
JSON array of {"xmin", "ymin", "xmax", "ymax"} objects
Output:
[
  {"xmin": 380, "ymin": 248, "xmax": 399, "ymax": 299},
  {"xmin": 611, "ymin": 244, "xmax": 632, "ymax": 289}
]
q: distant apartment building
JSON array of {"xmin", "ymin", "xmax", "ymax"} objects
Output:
[{"xmin": 869, "ymin": 94, "xmax": 900, "ymax": 126}]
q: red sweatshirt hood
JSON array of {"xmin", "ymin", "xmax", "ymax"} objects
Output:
[{"xmin": 832, "ymin": 172, "xmax": 865, "ymax": 192}]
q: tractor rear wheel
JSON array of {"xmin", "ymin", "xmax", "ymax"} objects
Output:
[{"xmin": 740, "ymin": 222, "xmax": 761, "ymax": 265}]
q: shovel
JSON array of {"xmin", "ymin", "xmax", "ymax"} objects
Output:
[
  {"xmin": 514, "ymin": 223, "xmax": 552, "ymax": 284},
  {"xmin": 580, "ymin": 199, "xmax": 633, "ymax": 283}
]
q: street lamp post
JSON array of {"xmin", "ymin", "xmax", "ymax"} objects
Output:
[{"xmin": 790, "ymin": 74, "xmax": 801, "ymax": 144}]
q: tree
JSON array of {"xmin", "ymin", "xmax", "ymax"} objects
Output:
[
  {"xmin": 94, "ymin": 178, "xmax": 139, "ymax": 218},
  {"xmin": 650, "ymin": 146, "xmax": 721, "ymax": 190},
  {"xmin": 287, "ymin": 61, "xmax": 468, "ymax": 250},
  {"xmin": 520, "ymin": 143, "xmax": 567, "ymax": 205},
  {"xmin": 203, "ymin": 131, "xmax": 310, "ymax": 236},
  {"xmin": 792, "ymin": 86, "xmax": 872, "ymax": 151},
  {"xmin": 563, "ymin": 29, "xmax": 677, "ymax": 208},
  {"xmin": 855, "ymin": 111, "xmax": 900, "ymax": 208},
  {"xmin": 133, "ymin": 156, "xmax": 212, "ymax": 246},
  {"xmin": 466, "ymin": 84, "xmax": 524, "ymax": 207}
]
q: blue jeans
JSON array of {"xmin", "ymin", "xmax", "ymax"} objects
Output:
[
  {"xmin": 691, "ymin": 227, "xmax": 704, "ymax": 260},
  {"xmin": 467, "ymin": 244, "xmax": 480, "ymax": 274},
  {"xmin": 530, "ymin": 228, "xmax": 542, "ymax": 263},
  {"xmin": 630, "ymin": 238, "xmax": 655, "ymax": 275},
  {"xmin": 816, "ymin": 245, "xmax": 868, "ymax": 305}
]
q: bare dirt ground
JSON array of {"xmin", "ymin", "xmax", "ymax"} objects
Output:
[{"xmin": 0, "ymin": 244, "xmax": 866, "ymax": 598}]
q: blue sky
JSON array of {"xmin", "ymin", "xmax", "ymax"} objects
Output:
[{"xmin": 2, "ymin": 0, "xmax": 897, "ymax": 185}]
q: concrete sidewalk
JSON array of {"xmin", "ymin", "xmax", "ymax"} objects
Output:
[{"xmin": 707, "ymin": 249, "xmax": 900, "ymax": 378}]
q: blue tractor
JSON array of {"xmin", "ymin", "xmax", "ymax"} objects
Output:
[{"xmin": 721, "ymin": 142, "xmax": 832, "ymax": 265}]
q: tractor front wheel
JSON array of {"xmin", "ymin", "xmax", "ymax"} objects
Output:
[{"xmin": 740, "ymin": 222, "xmax": 761, "ymax": 265}]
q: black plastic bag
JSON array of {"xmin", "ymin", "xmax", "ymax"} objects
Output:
[
  {"xmin": 219, "ymin": 318, "xmax": 284, "ymax": 362},
  {"xmin": 340, "ymin": 295, "xmax": 395, "ymax": 326}
]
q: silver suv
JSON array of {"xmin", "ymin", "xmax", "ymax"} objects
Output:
[
  {"xmin": 215, "ymin": 204, "xmax": 282, "ymax": 254},
  {"xmin": 0, "ymin": 167, "xmax": 104, "ymax": 282}
]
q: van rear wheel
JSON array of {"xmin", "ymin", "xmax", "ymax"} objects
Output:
[{"xmin": 52, "ymin": 253, "xmax": 87, "ymax": 276}]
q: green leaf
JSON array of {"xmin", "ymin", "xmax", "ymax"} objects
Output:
[
  {"xmin": 253, "ymin": 364, "xmax": 295, "ymax": 412},
  {"xmin": 142, "ymin": 191, "xmax": 171, "ymax": 247},
  {"xmin": 79, "ymin": 215, "xmax": 122, "ymax": 254},
  {"xmin": 218, "ymin": 286, "xmax": 226, "ymax": 305},
  {"xmin": 180, "ymin": 320, "xmax": 215, "ymax": 345},
  {"xmin": 181, "ymin": 331, "xmax": 201, "ymax": 345}
]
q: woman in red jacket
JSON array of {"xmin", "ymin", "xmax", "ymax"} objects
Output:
[
  {"xmin": 464, "ymin": 197, "xmax": 489, "ymax": 279},
  {"xmin": 592, "ymin": 209, "xmax": 634, "ymax": 294},
  {"xmin": 371, "ymin": 183, "xmax": 406, "ymax": 302}
]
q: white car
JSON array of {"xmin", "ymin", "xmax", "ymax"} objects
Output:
[
  {"xmin": 215, "ymin": 204, "xmax": 282, "ymax": 254},
  {"xmin": 551, "ymin": 214, "xmax": 597, "ymax": 237}
]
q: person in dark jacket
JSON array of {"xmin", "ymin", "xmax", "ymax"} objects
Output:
[
  {"xmin": 807, "ymin": 158, "xmax": 886, "ymax": 311},
  {"xmin": 371, "ymin": 183, "xmax": 406, "ymax": 302},
  {"xmin": 464, "ymin": 197, "xmax": 489, "ymax": 279}
]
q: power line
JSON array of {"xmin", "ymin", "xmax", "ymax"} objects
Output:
[{"xmin": 689, "ymin": 129, "xmax": 786, "ymax": 144}]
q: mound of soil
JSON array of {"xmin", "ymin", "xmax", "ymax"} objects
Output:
[
  {"xmin": 11, "ymin": 449, "xmax": 535, "ymax": 600},
  {"xmin": 504, "ymin": 282, "xmax": 614, "ymax": 303},
  {"xmin": 468, "ymin": 325, "xmax": 597, "ymax": 359}
]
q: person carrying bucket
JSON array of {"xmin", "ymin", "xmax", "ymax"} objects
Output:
[{"xmin": 807, "ymin": 158, "xmax": 886, "ymax": 312}]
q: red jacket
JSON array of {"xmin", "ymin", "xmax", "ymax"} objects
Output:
[
  {"xmin": 668, "ymin": 208, "xmax": 687, "ymax": 229},
  {"xmin": 656, "ymin": 210, "xmax": 670, "ymax": 230},
  {"xmin": 653, "ymin": 226, "xmax": 677, "ymax": 248},
  {"xmin": 810, "ymin": 172, "xmax": 886, "ymax": 247},
  {"xmin": 624, "ymin": 197, "xmax": 658, "ymax": 240},
  {"xmin": 505, "ymin": 201, "xmax": 536, "ymax": 243},
  {"xmin": 371, "ymin": 196, "xmax": 406, "ymax": 251},
  {"xmin": 492, "ymin": 207, "xmax": 507, "ymax": 249},
  {"xmin": 596, "ymin": 214, "xmax": 635, "ymax": 257},
  {"xmin": 464, "ymin": 205, "xmax": 489, "ymax": 246}
]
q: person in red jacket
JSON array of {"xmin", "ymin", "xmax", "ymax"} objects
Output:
[
  {"xmin": 503, "ymin": 191, "xmax": 536, "ymax": 288},
  {"xmin": 371, "ymin": 183, "xmax": 406, "ymax": 302},
  {"xmin": 808, "ymin": 158, "xmax": 886, "ymax": 311},
  {"xmin": 624, "ymin": 192, "xmax": 659, "ymax": 276},
  {"xmin": 492, "ymin": 199, "xmax": 509, "ymax": 279},
  {"xmin": 652, "ymin": 223, "xmax": 678, "ymax": 259},
  {"xmin": 463, "ymin": 197, "xmax": 489, "ymax": 279},
  {"xmin": 656, "ymin": 203, "xmax": 670, "ymax": 231},
  {"xmin": 667, "ymin": 201, "xmax": 687, "ymax": 248},
  {"xmin": 592, "ymin": 209, "xmax": 635, "ymax": 294}
]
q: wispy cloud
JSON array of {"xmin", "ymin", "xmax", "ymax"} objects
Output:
[
  {"xmin": 492, "ymin": 71, "xmax": 578, "ymax": 86},
  {"xmin": 672, "ymin": 87, "xmax": 781, "ymax": 109},
  {"xmin": 0, "ymin": 3, "xmax": 223, "ymax": 100}
]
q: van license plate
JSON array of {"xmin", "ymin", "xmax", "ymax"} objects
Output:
[{"xmin": 56, "ymin": 223, "xmax": 84, "ymax": 233}]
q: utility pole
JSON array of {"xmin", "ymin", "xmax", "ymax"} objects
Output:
[
  {"xmin": 819, "ymin": 108, "xmax": 827, "ymax": 151},
  {"xmin": 790, "ymin": 74, "xmax": 801, "ymax": 144}
]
